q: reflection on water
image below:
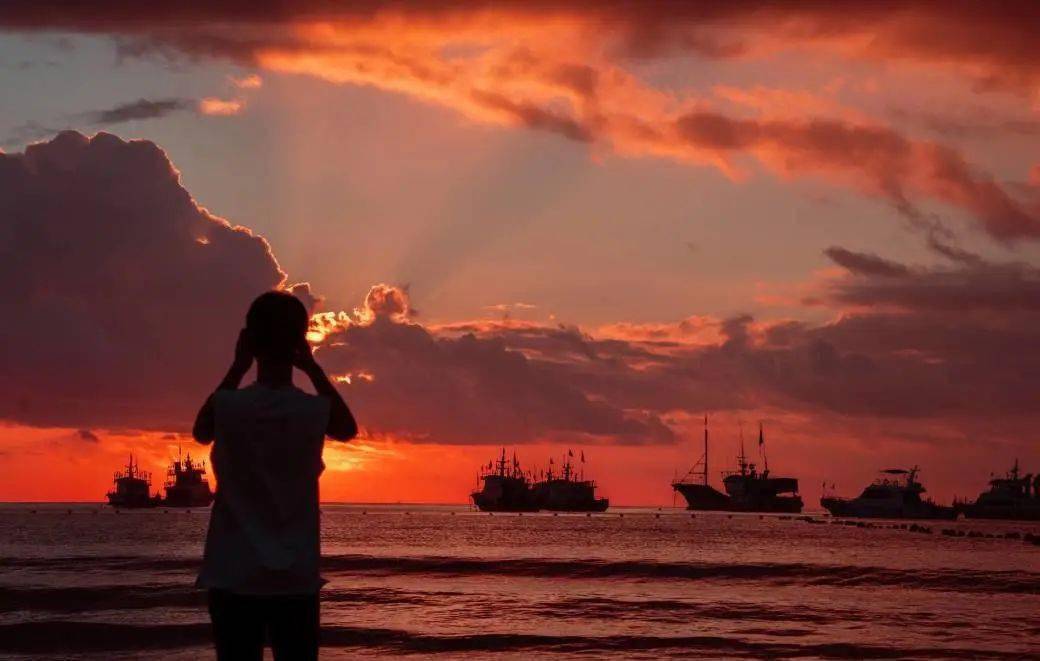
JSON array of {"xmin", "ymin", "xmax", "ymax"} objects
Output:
[{"xmin": 1, "ymin": 504, "xmax": 1038, "ymax": 658}]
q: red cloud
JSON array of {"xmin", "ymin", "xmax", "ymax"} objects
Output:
[{"xmin": 7, "ymin": 4, "xmax": 1039, "ymax": 242}]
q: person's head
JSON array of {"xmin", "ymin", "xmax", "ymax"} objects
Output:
[{"xmin": 245, "ymin": 291, "xmax": 309, "ymax": 362}]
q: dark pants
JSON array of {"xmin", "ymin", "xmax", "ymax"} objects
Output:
[{"xmin": 207, "ymin": 589, "xmax": 319, "ymax": 661}]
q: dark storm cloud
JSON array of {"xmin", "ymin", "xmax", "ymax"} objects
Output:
[
  {"xmin": 313, "ymin": 236, "xmax": 1040, "ymax": 445},
  {"xmin": 823, "ymin": 248, "xmax": 1040, "ymax": 312},
  {"xmin": 314, "ymin": 290, "xmax": 674, "ymax": 445},
  {"xmin": 82, "ymin": 97, "xmax": 193, "ymax": 125},
  {"xmin": 4, "ymin": 99, "xmax": 198, "ymax": 148},
  {"xmin": 0, "ymin": 131, "xmax": 288, "ymax": 430},
  {"xmin": 823, "ymin": 247, "xmax": 910, "ymax": 278}
]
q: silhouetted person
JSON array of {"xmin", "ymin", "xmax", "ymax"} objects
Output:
[{"xmin": 193, "ymin": 291, "xmax": 357, "ymax": 660}]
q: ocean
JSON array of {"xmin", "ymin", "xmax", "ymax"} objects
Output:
[{"xmin": 1, "ymin": 503, "xmax": 1038, "ymax": 659}]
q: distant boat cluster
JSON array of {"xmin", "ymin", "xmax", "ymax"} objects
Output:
[
  {"xmin": 471, "ymin": 448, "xmax": 608, "ymax": 512},
  {"xmin": 105, "ymin": 424, "xmax": 1038, "ymax": 523},
  {"xmin": 468, "ymin": 417, "xmax": 1040, "ymax": 523},
  {"xmin": 105, "ymin": 451, "xmax": 214, "ymax": 509},
  {"xmin": 670, "ymin": 417, "xmax": 1040, "ymax": 521}
]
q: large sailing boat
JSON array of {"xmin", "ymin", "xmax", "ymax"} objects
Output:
[
  {"xmin": 670, "ymin": 416, "xmax": 730, "ymax": 510},
  {"xmin": 672, "ymin": 418, "xmax": 803, "ymax": 513}
]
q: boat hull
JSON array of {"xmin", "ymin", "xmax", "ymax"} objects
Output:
[
  {"xmin": 471, "ymin": 492, "xmax": 540, "ymax": 512},
  {"xmin": 541, "ymin": 498, "xmax": 609, "ymax": 512},
  {"xmin": 821, "ymin": 496, "xmax": 956, "ymax": 520},
  {"xmin": 532, "ymin": 479, "xmax": 609, "ymax": 512},
  {"xmin": 673, "ymin": 482, "xmax": 803, "ymax": 513},
  {"xmin": 673, "ymin": 483, "xmax": 731, "ymax": 511},
  {"xmin": 957, "ymin": 504, "xmax": 1040, "ymax": 521},
  {"xmin": 471, "ymin": 474, "xmax": 540, "ymax": 512},
  {"xmin": 162, "ymin": 486, "xmax": 214, "ymax": 508},
  {"xmin": 106, "ymin": 493, "xmax": 161, "ymax": 509}
]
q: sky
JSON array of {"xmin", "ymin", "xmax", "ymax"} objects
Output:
[{"xmin": 1, "ymin": 2, "xmax": 1039, "ymax": 506}]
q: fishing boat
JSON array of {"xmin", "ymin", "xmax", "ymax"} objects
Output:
[
  {"xmin": 105, "ymin": 454, "xmax": 161, "ymax": 508},
  {"xmin": 471, "ymin": 449, "xmax": 539, "ymax": 512},
  {"xmin": 672, "ymin": 418, "xmax": 803, "ymax": 513},
  {"xmin": 956, "ymin": 460, "xmax": 1040, "ymax": 521},
  {"xmin": 161, "ymin": 449, "xmax": 214, "ymax": 507},
  {"xmin": 531, "ymin": 450, "xmax": 609, "ymax": 512}
]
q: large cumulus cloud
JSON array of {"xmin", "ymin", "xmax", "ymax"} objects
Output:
[
  {"xmin": 312, "ymin": 289, "xmax": 674, "ymax": 445},
  {"xmin": 0, "ymin": 131, "xmax": 287, "ymax": 429},
  {"xmin": 0, "ymin": 131, "xmax": 678, "ymax": 444},
  {"xmin": 308, "ymin": 243, "xmax": 1040, "ymax": 450}
]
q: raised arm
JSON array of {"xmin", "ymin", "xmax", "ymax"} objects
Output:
[
  {"xmin": 294, "ymin": 339, "xmax": 358, "ymax": 441},
  {"xmin": 192, "ymin": 329, "xmax": 253, "ymax": 444}
]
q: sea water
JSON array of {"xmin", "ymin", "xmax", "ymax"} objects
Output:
[{"xmin": 1, "ymin": 504, "xmax": 1038, "ymax": 659}]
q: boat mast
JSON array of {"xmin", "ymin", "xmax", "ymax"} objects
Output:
[
  {"xmin": 703, "ymin": 414, "xmax": 709, "ymax": 486},
  {"xmin": 759, "ymin": 422, "xmax": 768, "ymax": 474},
  {"xmin": 738, "ymin": 421, "xmax": 747, "ymax": 475}
]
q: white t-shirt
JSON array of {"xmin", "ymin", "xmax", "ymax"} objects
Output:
[{"xmin": 197, "ymin": 383, "xmax": 330, "ymax": 595}]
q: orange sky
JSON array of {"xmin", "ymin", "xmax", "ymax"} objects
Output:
[{"xmin": 1, "ymin": 3, "xmax": 1039, "ymax": 505}]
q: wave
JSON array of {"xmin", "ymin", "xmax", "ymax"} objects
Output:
[
  {"xmin": 319, "ymin": 555, "xmax": 1040, "ymax": 595},
  {"xmin": 0, "ymin": 585, "xmax": 202, "ymax": 613},
  {"xmin": 4, "ymin": 554, "xmax": 1039, "ymax": 594},
  {"xmin": 0, "ymin": 584, "xmax": 442, "ymax": 613},
  {"xmin": 541, "ymin": 596, "xmax": 840, "ymax": 625},
  {"xmin": 0, "ymin": 621, "xmax": 1031, "ymax": 658}
]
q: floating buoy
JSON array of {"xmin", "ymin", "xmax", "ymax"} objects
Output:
[
  {"xmin": 586, "ymin": 513, "xmax": 591, "ymax": 517},
  {"xmin": 690, "ymin": 514, "xmax": 695, "ymax": 519}
]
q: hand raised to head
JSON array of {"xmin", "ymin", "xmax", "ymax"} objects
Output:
[
  {"xmin": 293, "ymin": 336, "xmax": 319, "ymax": 373},
  {"xmin": 232, "ymin": 327, "xmax": 255, "ymax": 373}
]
